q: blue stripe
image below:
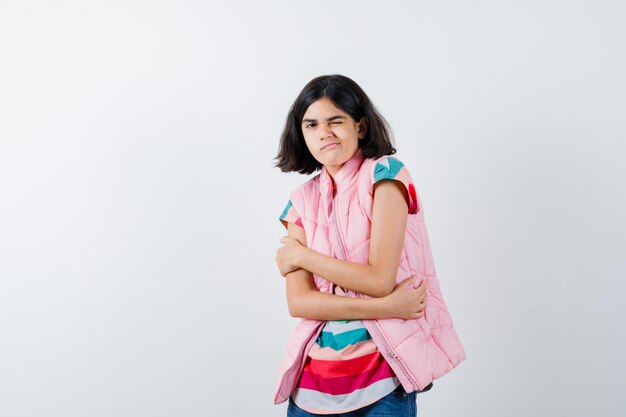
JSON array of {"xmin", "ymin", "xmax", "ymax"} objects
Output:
[
  {"xmin": 279, "ymin": 200, "xmax": 293, "ymax": 220},
  {"xmin": 373, "ymin": 157, "xmax": 404, "ymax": 183},
  {"xmin": 317, "ymin": 328, "xmax": 371, "ymax": 350}
]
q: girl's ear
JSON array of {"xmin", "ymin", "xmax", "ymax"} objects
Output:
[{"xmin": 357, "ymin": 117, "xmax": 368, "ymax": 139}]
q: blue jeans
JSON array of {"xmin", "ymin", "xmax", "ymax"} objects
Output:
[{"xmin": 286, "ymin": 387, "xmax": 418, "ymax": 417}]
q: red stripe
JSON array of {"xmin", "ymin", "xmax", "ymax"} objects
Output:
[
  {"xmin": 298, "ymin": 360, "xmax": 396, "ymax": 395},
  {"xmin": 302, "ymin": 351, "xmax": 383, "ymax": 378}
]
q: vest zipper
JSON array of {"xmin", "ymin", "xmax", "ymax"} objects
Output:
[
  {"xmin": 330, "ymin": 196, "xmax": 350, "ymax": 267},
  {"xmin": 329, "ymin": 191, "xmax": 422, "ymax": 392},
  {"xmin": 362, "ymin": 315, "xmax": 422, "ymax": 391},
  {"xmin": 276, "ymin": 322, "xmax": 324, "ymax": 401}
]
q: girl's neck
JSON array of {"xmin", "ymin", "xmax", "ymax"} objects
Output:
[{"xmin": 324, "ymin": 164, "xmax": 343, "ymax": 179}]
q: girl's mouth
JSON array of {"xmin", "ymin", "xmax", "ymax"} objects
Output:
[{"xmin": 322, "ymin": 142, "xmax": 339, "ymax": 150}]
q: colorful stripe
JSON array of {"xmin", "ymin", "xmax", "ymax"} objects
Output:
[
  {"xmin": 308, "ymin": 339, "xmax": 378, "ymax": 361},
  {"xmin": 279, "ymin": 200, "xmax": 293, "ymax": 220},
  {"xmin": 320, "ymin": 320, "xmax": 364, "ymax": 335},
  {"xmin": 279, "ymin": 199, "xmax": 303, "ymax": 227},
  {"xmin": 373, "ymin": 156, "xmax": 419, "ymax": 214},
  {"xmin": 373, "ymin": 156, "xmax": 405, "ymax": 182},
  {"xmin": 303, "ymin": 351, "xmax": 384, "ymax": 378},
  {"xmin": 317, "ymin": 328, "xmax": 370, "ymax": 350},
  {"xmin": 293, "ymin": 372, "xmax": 401, "ymax": 414},
  {"xmin": 292, "ymin": 319, "xmax": 400, "ymax": 413},
  {"xmin": 299, "ymin": 360, "xmax": 395, "ymax": 395}
]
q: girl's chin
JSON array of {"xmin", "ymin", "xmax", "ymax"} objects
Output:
[
  {"xmin": 315, "ymin": 152, "xmax": 349, "ymax": 169},
  {"xmin": 322, "ymin": 158, "xmax": 348, "ymax": 170}
]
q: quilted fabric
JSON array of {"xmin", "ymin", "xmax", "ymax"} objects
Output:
[{"xmin": 274, "ymin": 148, "xmax": 466, "ymax": 404}]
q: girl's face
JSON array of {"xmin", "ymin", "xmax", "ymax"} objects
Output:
[{"xmin": 301, "ymin": 97, "xmax": 367, "ymax": 177}]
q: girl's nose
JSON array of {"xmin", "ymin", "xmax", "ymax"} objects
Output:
[{"xmin": 319, "ymin": 122, "xmax": 333, "ymax": 138}]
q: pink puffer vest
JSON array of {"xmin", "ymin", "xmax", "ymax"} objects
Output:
[{"xmin": 274, "ymin": 148, "xmax": 466, "ymax": 404}]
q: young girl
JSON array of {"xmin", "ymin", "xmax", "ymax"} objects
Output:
[{"xmin": 274, "ymin": 75, "xmax": 465, "ymax": 417}]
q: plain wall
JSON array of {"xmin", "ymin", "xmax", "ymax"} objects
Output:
[{"xmin": 0, "ymin": 1, "xmax": 624, "ymax": 416}]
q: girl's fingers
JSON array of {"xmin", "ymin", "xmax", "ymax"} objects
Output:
[
  {"xmin": 397, "ymin": 277, "xmax": 413, "ymax": 289},
  {"xmin": 279, "ymin": 236, "xmax": 301, "ymax": 246}
]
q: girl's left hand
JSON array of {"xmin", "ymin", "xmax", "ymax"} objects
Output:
[{"xmin": 275, "ymin": 236, "xmax": 306, "ymax": 277}]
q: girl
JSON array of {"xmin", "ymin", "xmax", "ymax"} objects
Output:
[{"xmin": 274, "ymin": 75, "xmax": 465, "ymax": 417}]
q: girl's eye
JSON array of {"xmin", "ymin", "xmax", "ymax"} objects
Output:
[
  {"xmin": 330, "ymin": 120, "xmax": 342, "ymax": 125},
  {"xmin": 305, "ymin": 123, "xmax": 317, "ymax": 128}
]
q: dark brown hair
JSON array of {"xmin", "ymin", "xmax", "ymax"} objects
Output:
[{"xmin": 274, "ymin": 74, "xmax": 396, "ymax": 174}]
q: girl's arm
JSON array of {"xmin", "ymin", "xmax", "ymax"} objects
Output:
[
  {"xmin": 280, "ymin": 179, "xmax": 410, "ymax": 298},
  {"xmin": 284, "ymin": 221, "xmax": 426, "ymax": 320}
]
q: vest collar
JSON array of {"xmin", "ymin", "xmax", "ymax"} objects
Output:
[{"xmin": 319, "ymin": 147, "xmax": 365, "ymax": 197}]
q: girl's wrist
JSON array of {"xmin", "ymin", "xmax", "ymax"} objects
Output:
[
  {"xmin": 296, "ymin": 246, "xmax": 309, "ymax": 268},
  {"xmin": 374, "ymin": 296, "xmax": 392, "ymax": 319}
]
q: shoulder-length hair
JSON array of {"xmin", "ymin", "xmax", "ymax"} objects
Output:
[{"xmin": 275, "ymin": 74, "xmax": 396, "ymax": 174}]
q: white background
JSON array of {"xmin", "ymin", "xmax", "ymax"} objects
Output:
[{"xmin": 1, "ymin": 1, "xmax": 624, "ymax": 416}]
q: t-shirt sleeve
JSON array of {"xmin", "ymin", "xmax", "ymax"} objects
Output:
[
  {"xmin": 371, "ymin": 156, "xmax": 419, "ymax": 215},
  {"xmin": 279, "ymin": 199, "xmax": 303, "ymax": 229}
]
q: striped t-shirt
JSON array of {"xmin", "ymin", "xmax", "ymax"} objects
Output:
[
  {"xmin": 291, "ymin": 287, "xmax": 401, "ymax": 414},
  {"xmin": 279, "ymin": 155, "xmax": 419, "ymax": 413}
]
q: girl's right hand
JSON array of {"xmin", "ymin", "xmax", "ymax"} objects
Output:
[{"xmin": 383, "ymin": 276, "xmax": 427, "ymax": 320}]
